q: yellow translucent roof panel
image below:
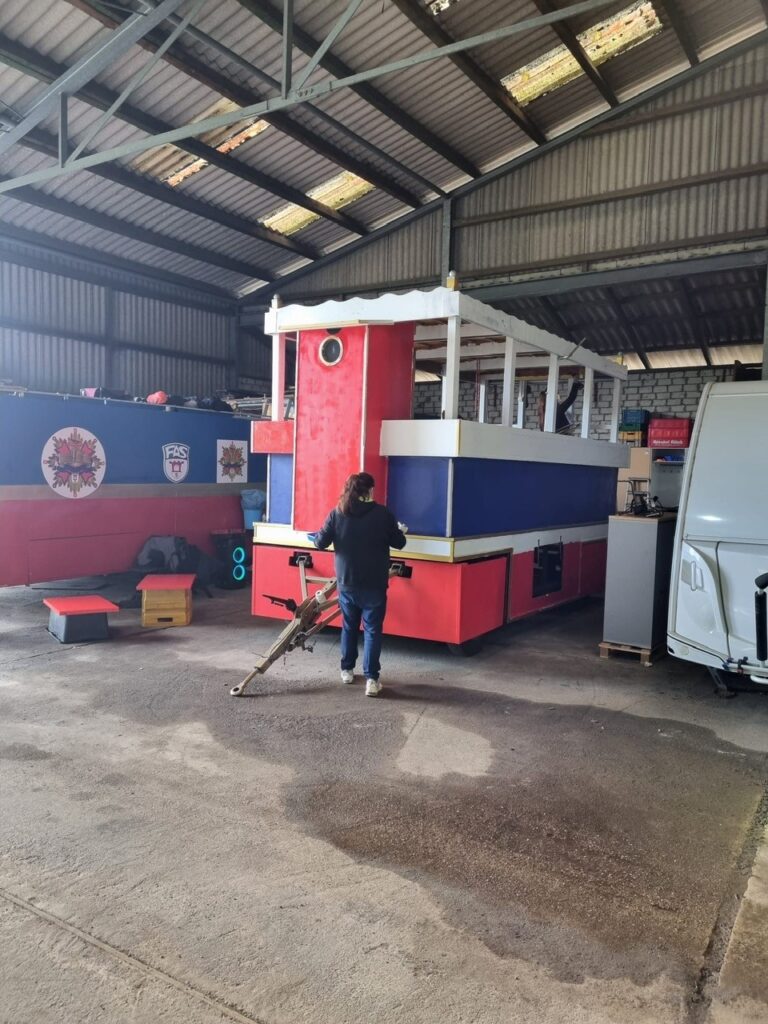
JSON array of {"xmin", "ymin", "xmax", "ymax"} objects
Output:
[
  {"xmin": 262, "ymin": 171, "xmax": 374, "ymax": 236},
  {"xmin": 502, "ymin": 2, "xmax": 662, "ymax": 107}
]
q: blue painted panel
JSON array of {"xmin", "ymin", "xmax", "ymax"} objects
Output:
[
  {"xmin": 269, "ymin": 455, "xmax": 293, "ymax": 524},
  {"xmin": 0, "ymin": 392, "xmax": 265, "ymax": 485},
  {"xmin": 451, "ymin": 459, "xmax": 617, "ymax": 537},
  {"xmin": 387, "ymin": 457, "xmax": 449, "ymax": 536}
]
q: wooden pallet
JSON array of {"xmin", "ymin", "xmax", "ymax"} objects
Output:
[{"xmin": 598, "ymin": 640, "xmax": 665, "ymax": 667}]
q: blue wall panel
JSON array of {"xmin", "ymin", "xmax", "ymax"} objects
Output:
[
  {"xmin": 0, "ymin": 392, "xmax": 265, "ymax": 486},
  {"xmin": 269, "ymin": 455, "xmax": 293, "ymax": 524},
  {"xmin": 451, "ymin": 459, "xmax": 617, "ymax": 536},
  {"xmin": 387, "ymin": 457, "xmax": 449, "ymax": 536}
]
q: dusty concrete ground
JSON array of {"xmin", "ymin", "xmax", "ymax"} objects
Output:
[{"xmin": 1, "ymin": 578, "xmax": 768, "ymax": 1024}]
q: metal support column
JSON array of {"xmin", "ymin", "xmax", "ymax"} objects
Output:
[
  {"xmin": 103, "ymin": 286, "xmax": 115, "ymax": 390},
  {"xmin": 544, "ymin": 353, "xmax": 559, "ymax": 432},
  {"xmin": 272, "ymin": 332, "xmax": 286, "ymax": 420},
  {"xmin": 581, "ymin": 366, "xmax": 593, "ymax": 438},
  {"xmin": 282, "ymin": 0, "xmax": 294, "ymax": 98},
  {"xmin": 609, "ymin": 377, "xmax": 622, "ymax": 442},
  {"xmin": 441, "ymin": 198, "xmax": 454, "ymax": 284},
  {"xmin": 443, "ymin": 315, "xmax": 461, "ymax": 419},
  {"xmin": 501, "ymin": 337, "xmax": 517, "ymax": 427},
  {"xmin": 58, "ymin": 95, "xmax": 69, "ymax": 166},
  {"xmin": 478, "ymin": 382, "xmax": 487, "ymax": 423}
]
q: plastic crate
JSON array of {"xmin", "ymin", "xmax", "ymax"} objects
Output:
[
  {"xmin": 648, "ymin": 417, "xmax": 692, "ymax": 449},
  {"xmin": 619, "ymin": 430, "xmax": 646, "ymax": 445},
  {"xmin": 620, "ymin": 408, "xmax": 650, "ymax": 428}
]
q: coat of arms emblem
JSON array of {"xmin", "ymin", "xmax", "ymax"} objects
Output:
[
  {"xmin": 41, "ymin": 427, "xmax": 106, "ymax": 498},
  {"xmin": 162, "ymin": 443, "xmax": 190, "ymax": 482},
  {"xmin": 216, "ymin": 440, "xmax": 247, "ymax": 483}
]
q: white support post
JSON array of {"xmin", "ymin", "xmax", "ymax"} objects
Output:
[
  {"xmin": 609, "ymin": 377, "xmax": 622, "ymax": 442},
  {"xmin": 478, "ymin": 382, "xmax": 487, "ymax": 423},
  {"xmin": 543, "ymin": 352, "xmax": 559, "ymax": 433},
  {"xmin": 271, "ymin": 332, "xmax": 286, "ymax": 421},
  {"xmin": 443, "ymin": 314, "xmax": 461, "ymax": 419},
  {"xmin": 580, "ymin": 366, "xmax": 594, "ymax": 439},
  {"xmin": 501, "ymin": 337, "xmax": 517, "ymax": 427}
]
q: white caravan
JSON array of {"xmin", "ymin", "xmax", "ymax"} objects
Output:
[{"xmin": 668, "ymin": 381, "xmax": 768, "ymax": 690}]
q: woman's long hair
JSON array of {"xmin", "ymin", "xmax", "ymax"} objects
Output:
[{"xmin": 337, "ymin": 472, "xmax": 375, "ymax": 516}]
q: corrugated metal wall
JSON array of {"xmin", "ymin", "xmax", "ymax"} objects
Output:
[
  {"xmin": 272, "ymin": 44, "xmax": 768, "ymax": 300},
  {"xmin": 279, "ymin": 210, "xmax": 442, "ymax": 300},
  {"xmin": 455, "ymin": 46, "xmax": 768, "ymax": 278},
  {"xmin": 0, "ymin": 254, "xmax": 238, "ymax": 396}
]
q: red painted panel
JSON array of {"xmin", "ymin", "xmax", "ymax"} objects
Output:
[
  {"xmin": 43, "ymin": 596, "xmax": 119, "ymax": 614},
  {"xmin": 580, "ymin": 539, "xmax": 607, "ymax": 596},
  {"xmin": 0, "ymin": 495, "xmax": 244, "ymax": 586},
  {"xmin": 363, "ymin": 323, "xmax": 415, "ymax": 501},
  {"xmin": 252, "ymin": 544, "xmax": 335, "ymax": 619},
  {"xmin": 251, "ymin": 420, "xmax": 294, "ymax": 454},
  {"xmin": 457, "ymin": 557, "xmax": 507, "ymax": 642},
  {"xmin": 508, "ymin": 542, "xmax": 582, "ymax": 620},
  {"xmin": 293, "ymin": 327, "xmax": 366, "ymax": 531},
  {"xmin": 252, "ymin": 545, "xmax": 507, "ymax": 644}
]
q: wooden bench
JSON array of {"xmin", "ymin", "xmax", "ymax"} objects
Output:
[
  {"xmin": 43, "ymin": 595, "xmax": 120, "ymax": 643},
  {"xmin": 136, "ymin": 574, "xmax": 196, "ymax": 627}
]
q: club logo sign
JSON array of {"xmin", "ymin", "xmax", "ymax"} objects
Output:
[
  {"xmin": 162, "ymin": 443, "xmax": 190, "ymax": 483},
  {"xmin": 217, "ymin": 439, "xmax": 247, "ymax": 483},
  {"xmin": 41, "ymin": 427, "xmax": 106, "ymax": 498}
]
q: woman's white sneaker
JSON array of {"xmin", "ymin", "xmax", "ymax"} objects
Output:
[
  {"xmin": 340, "ymin": 670, "xmax": 354, "ymax": 685},
  {"xmin": 365, "ymin": 679, "xmax": 382, "ymax": 697}
]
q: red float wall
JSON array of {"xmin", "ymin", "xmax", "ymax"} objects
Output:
[
  {"xmin": 293, "ymin": 327, "xmax": 366, "ymax": 532},
  {"xmin": 363, "ymin": 323, "xmax": 415, "ymax": 503},
  {"xmin": 252, "ymin": 544, "xmax": 507, "ymax": 645}
]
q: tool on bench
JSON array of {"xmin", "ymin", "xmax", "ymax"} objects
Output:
[{"xmin": 230, "ymin": 557, "xmax": 411, "ymax": 697}]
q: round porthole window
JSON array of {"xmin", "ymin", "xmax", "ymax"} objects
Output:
[{"xmin": 319, "ymin": 335, "xmax": 343, "ymax": 366}]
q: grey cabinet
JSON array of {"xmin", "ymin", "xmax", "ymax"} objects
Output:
[{"xmin": 602, "ymin": 515, "xmax": 677, "ymax": 651}]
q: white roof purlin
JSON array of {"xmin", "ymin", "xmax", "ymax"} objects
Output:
[{"xmin": 265, "ymin": 287, "xmax": 627, "ymax": 379}]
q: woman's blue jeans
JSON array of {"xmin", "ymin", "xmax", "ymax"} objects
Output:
[{"xmin": 338, "ymin": 588, "xmax": 387, "ymax": 681}]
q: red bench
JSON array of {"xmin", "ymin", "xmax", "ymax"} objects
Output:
[{"xmin": 43, "ymin": 595, "xmax": 120, "ymax": 643}]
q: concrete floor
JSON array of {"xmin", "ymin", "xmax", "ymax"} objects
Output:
[{"xmin": 1, "ymin": 580, "xmax": 768, "ymax": 1024}]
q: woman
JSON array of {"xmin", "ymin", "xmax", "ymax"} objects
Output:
[{"xmin": 312, "ymin": 472, "xmax": 406, "ymax": 697}]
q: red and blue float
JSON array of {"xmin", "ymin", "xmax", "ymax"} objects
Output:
[{"xmin": 251, "ymin": 286, "xmax": 630, "ymax": 647}]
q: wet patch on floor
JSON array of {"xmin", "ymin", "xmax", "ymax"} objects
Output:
[{"xmin": 281, "ymin": 684, "xmax": 768, "ymax": 986}]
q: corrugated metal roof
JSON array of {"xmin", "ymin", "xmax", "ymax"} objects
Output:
[{"xmin": 0, "ymin": 0, "xmax": 765, "ymax": 301}]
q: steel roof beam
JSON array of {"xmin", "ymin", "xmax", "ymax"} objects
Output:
[
  {"xmin": 0, "ymin": 0, "xmax": 188, "ymax": 159},
  {"xmin": 8, "ymin": 123, "xmax": 308, "ymax": 268},
  {"xmin": 0, "ymin": 35, "xmax": 363, "ymax": 246},
  {"xmin": 235, "ymin": 0, "xmax": 482, "ymax": 177},
  {"xmin": 659, "ymin": 0, "xmax": 699, "ymax": 66},
  {"xmin": 531, "ymin": 0, "xmax": 618, "ymax": 107},
  {"xmin": 539, "ymin": 296, "xmax": 578, "ymax": 342},
  {"xmin": 0, "ymin": 0, "xmax": 640, "ymax": 193},
  {"xmin": 601, "ymin": 287, "xmax": 651, "ymax": 369},
  {"xmin": 242, "ymin": 29, "xmax": 767, "ymax": 301},
  {"xmin": 3, "ymin": 176, "xmax": 274, "ymax": 282},
  {"xmin": 387, "ymin": 0, "xmax": 546, "ymax": 142},
  {"xmin": 67, "ymin": 0, "xmax": 437, "ymax": 203}
]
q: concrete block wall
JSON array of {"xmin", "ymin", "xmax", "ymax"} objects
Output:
[{"xmin": 413, "ymin": 367, "xmax": 732, "ymax": 439}]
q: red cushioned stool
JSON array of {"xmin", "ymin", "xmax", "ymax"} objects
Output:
[{"xmin": 43, "ymin": 596, "xmax": 120, "ymax": 643}]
